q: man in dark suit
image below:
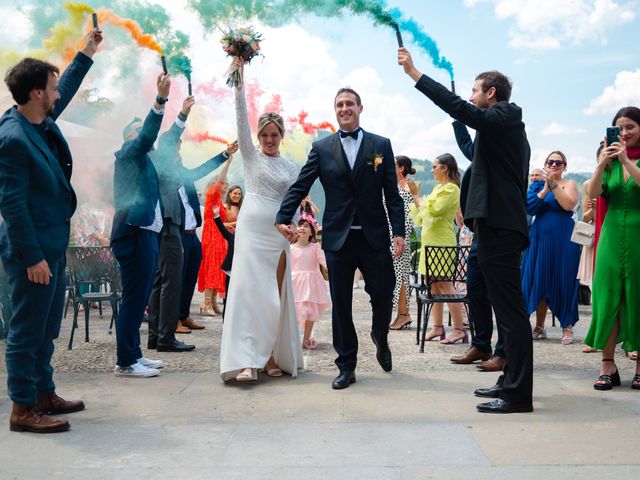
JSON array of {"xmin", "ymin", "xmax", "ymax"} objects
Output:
[
  {"xmin": 110, "ymin": 73, "xmax": 171, "ymax": 378},
  {"xmin": 0, "ymin": 29, "xmax": 102, "ymax": 433},
  {"xmin": 449, "ymin": 121, "xmax": 505, "ymax": 372},
  {"xmin": 148, "ymin": 98, "xmax": 237, "ymax": 352},
  {"xmin": 399, "ymin": 48, "xmax": 532, "ymax": 413},
  {"xmin": 276, "ymin": 88, "xmax": 405, "ymax": 389}
]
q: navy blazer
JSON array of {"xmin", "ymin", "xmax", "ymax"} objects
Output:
[
  {"xmin": 111, "ymin": 109, "xmax": 164, "ymax": 243},
  {"xmin": 276, "ymin": 130, "xmax": 405, "ymax": 252},
  {"xmin": 0, "ymin": 52, "xmax": 93, "ymax": 267},
  {"xmin": 415, "ymin": 75, "xmax": 530, "ymax": 240},
  {"xmin": 152, "ymin": 120, "xmax": 227, "ymax": 228}
]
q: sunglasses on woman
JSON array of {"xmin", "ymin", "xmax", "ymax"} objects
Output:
[{"xmin": 546, "ymin": 159, "xmax": 565, "ymax": 167}]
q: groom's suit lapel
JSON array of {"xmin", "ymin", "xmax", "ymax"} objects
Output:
[
  {"xmin": 330, "ymin": 133, "xmax": 356, "ymax": 188},
  {"xmin": 351, "ymin": 131, "xmax": 372, "ymax": 180}
]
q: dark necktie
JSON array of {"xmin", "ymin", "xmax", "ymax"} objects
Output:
[{"xmin": 339, "ymin": 128, "xmax": 360, "ymax": 140}]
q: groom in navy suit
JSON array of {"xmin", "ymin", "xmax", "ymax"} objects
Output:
[{"xmin": 276, "ymin": 88, "xmax": 405, "ymax": 389}]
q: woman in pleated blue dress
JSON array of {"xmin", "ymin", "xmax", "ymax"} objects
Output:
[{"xmin": 521, "ymin": 151, "xmax": 580, "ymax": 344}]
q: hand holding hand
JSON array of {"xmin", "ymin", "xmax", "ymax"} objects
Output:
[
  {"xmin": 393, "ymin": 236, "xmax": 404, "ymax": 258},
  {"xmin": 276, "ymin": 223, "xmax": 298, "ymax": 243},
  {"xmin": 27, "ymin": 259, "xmax": 52, "ymax": 285},
  {"xmin": 181, "ymin": 96, "xmax": 195, "ymax": 116},
  {"xmin": 157, "ymin": 73, "xmax": 171, "ymax": 99},
  {"xmin": 81, "ymin": 27, "xmax": 103, "ymax": 58},
  {"xmin": 226, "ymin": 141, "xmax": 239, "ymax": 157}
]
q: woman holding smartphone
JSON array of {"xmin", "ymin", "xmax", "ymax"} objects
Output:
[
  {"xmin": 521, "ymin": 151, "xmax": 580, "ymax": 344},
  {"xmin": 585, "ymin": 106, "xmax": 640, "ymax": 390}
]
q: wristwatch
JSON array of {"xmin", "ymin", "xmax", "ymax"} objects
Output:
[{"xmin": 155, "ymin": 96, "xmax": 168, "ymax": 105}]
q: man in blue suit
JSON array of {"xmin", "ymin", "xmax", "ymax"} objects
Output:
[
  {"xmin": 276, "ymin": 88, "xmax": 405, "ymax": 390},
  {"xmin": 148, "ymin": 97, "xmax": 237, "ymax": 351},
  {"xmin": 110, "ymin": 73, "xmax": 171, "ymax": 378},
  {"xmin": 0, "ymin": 29, "xmax": 102, "ymax": 433}
]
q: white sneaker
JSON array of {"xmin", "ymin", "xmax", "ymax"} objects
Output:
[
  {"xmin": 137, "ymin": 357, "xmax": 164, "ymax": 369},
  {"xmin": 114, "ymin": 363, "xmax": 159, "ymax": 377}
]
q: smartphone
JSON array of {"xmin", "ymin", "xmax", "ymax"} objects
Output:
[{"xmin": 606, "ymin": 126, "xmax": 621, "ymax": 146}]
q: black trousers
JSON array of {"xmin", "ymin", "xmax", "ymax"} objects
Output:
[
  {"xmin": 148, "ymin": 222, "xmax": 183, "ymax": 345},
  {"xmin": 476, "ymin": 222, "xmax": 533, "ymax": 405},
  {"xmin": 178, "ymin": 231, "xmax": 202, "ymax": 320},
  {"xmin": 468, "ymin": 238, "xmax": 504, "ymax": 357},
  {"xmin": 325, "ymin": 230, "xmax": 395, "ymax": 371}
]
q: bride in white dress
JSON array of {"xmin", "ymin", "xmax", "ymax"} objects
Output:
[{"xmin": 219, "ymin": 63, "xmax": 303, "ymax": 382}]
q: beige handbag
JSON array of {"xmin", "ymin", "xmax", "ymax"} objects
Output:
[{"xmin": 570, "ymin": 220, "xmax": 595, "ymax": 247}]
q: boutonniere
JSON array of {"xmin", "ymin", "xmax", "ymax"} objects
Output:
[{"xmin": 366, "ymin": 153, "xmax": 383, "ymax": 172}]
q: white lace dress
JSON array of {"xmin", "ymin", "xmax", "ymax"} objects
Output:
[{"xmin": 219, "ymin": 84, "xmax": 303, "ymax": 381}]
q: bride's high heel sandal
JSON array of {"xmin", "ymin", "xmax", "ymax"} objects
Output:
[
  {"xmin": 235, "ymin": 368, "xmax": 257, "ymax": 382},
  {"xmin": 593, "ymin": 359, "xmax": 621, "ymax": 391}
]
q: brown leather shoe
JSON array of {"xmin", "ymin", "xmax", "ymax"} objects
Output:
[
  {"xmin": 181, "ymin": 317, "xmax": 205, "ymax": 330},
  {"xmin": 36, "ymin": 392, "xmax": 85, "ymax": 415},
  {"xmin": 450, "ymin": 346, "xmax": 491, "ymax": 364},
  {"xmin": 477, "ymin": 355, "xmax": 506, "ymax": 372},
  {"xmin": 10, "ymin": 403, "xmax": 70, "ymax": 433},
  {"xmin": 175, "ymin": 321, "xmax": 192, "ymax": 334}
]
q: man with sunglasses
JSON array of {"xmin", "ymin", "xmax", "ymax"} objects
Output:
[{"xmin": 399, "ymin": 48, "xmax": 533, "ymax": 414}]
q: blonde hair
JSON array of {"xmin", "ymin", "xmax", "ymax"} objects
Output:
[{"xmin": 257, "ymin": 112, "xmax": 285, "ymax": 137}]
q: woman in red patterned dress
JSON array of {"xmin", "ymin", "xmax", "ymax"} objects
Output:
[{"xmin": 198, "ymin": 159, "xmax": 232, "ymax": 315}]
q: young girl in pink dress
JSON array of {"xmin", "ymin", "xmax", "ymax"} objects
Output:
[{"xmin": 290, "ymin": 218, "xmax": 331, "ymax": 349}]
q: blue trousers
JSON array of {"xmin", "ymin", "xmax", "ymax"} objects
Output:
[
  {"xmin": 2, "ymin": 255, "xmax": 66, "ymax": 406},
  {"xmin": 111, "ymin": 229, "xmax": 158, "ymax": 367},
  {"xmin": 468, "ymin": 239, "xmax": 505, "ymax": 357},
  {"xmin": 178, "ymin": 231, "xmax": 202, "ymax": 320}
]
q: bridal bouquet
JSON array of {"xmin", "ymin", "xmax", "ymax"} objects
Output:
[{"xmin": 221, "ymin": 26, "xmax": 263, "ymax": 87}]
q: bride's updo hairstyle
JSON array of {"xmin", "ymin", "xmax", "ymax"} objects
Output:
[{"xmin": 257, "ymin": 112, "xmax": 285, "ymax": 137}]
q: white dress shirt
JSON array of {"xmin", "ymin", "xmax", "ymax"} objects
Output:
[{"xmin": 339, "ymin": 129, "xmax": 363, "ymax": 170}]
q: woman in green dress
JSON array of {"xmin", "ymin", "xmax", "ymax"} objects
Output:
[
  {"xmin": 411, "ymin": 153, "xmax": 466, "ymax": 345},
  {"xmin": 585, "ymin": 106, "xmax": 640, "ymax": 390}
]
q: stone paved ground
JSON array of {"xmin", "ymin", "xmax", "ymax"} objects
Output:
[
  {"xmin": 0, "ymin": 287, "xmax": 629, "ymax": 379},
  {"xmin": 1, "ymin": 289, "xmax": 640, "ymax": 479}
]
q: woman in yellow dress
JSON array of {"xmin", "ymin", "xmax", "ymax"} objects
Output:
[{"xmin": 411, "ymin": 153, "xmax": 466, "ymax": 344}]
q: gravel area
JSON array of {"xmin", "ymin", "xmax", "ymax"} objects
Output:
[{"xmin": 0, "ymin": 289, "xmax": 629, "ymax": 378}]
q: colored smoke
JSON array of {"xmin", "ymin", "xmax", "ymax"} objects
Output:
[
  {"xmin": 289, "ymin": 111, "xmax": 336, "ymax": 134},
  {"xmin": 187, "ymin": 0, "xmax": 454, "ymax": 79}
]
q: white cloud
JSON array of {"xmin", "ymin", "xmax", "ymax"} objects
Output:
[
  {"xmin": 464, "ymin": 0, "xmax": 637, "ymax": 50},
  {"xmin": 584, "ymin": 69, "xmax": 640, "ymax": 115},
  {"xmin": 542, "ymin": 122, "xmax": 587, "ymax": 135}
]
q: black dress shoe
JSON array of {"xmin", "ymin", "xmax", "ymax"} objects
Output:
[
  {"xmin": 474, "ymin": 384, "xmax": 502, "ymax": 398},
  {"xmin": 476, "ymin": 398, "xmax": 533, "ymax": 414},
  {"xmin": 332, "ymin": 370, "xmax": 356, "ymax": 390},
  {"xmin": 370, "ymin": 332, "xmax": 392, "ymax": 372},
  {"xmin": 157, "ymin": 340, "xmax": 195, "ymax": 352},
  {"xmin": 147, "ymin": 341, "xmax": 157, "ymax": 350}
]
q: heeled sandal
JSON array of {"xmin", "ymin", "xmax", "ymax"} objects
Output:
[
  {"xmin": 440, "ymin": 328, "xmax": 469, "ymax": 345},
  {"xmin": 560, "ymin": 327, "xmax": 574, "ymax": 345},
  {"xmin": 631, "ymin": 374, "xmax": 640, "ymax": 390},
  {"xmin": 390, "ymin": 314, "xmax": 412, "ymax": 331},
  {"xmin": 235, "ymin": 368, "xmax": 257, "ymax": 382},
  {"xmin": 593, "ymin": 359, "xmax": 621, "ymax": 391},
  {"xmin": 424, "ymin": 325, "xmax": 445, "ymax": 341}
]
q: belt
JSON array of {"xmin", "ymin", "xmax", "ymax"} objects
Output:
[{"xmin": 184, "ymin": 229, "xmax": 196, "ymax": 235}]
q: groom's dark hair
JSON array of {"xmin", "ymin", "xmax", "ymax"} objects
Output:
[{"xmin": 334, "ymin": 87, "xmax": 361, "ymax": 106}]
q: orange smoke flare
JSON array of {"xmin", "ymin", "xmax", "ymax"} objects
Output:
[
  {"xmin": 97, "ymin": 8, "xmax": 163, "ymax": 54},
  {"xmin": 61, "ymin": 6, "xmax": 163, "ymax": 65}
]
